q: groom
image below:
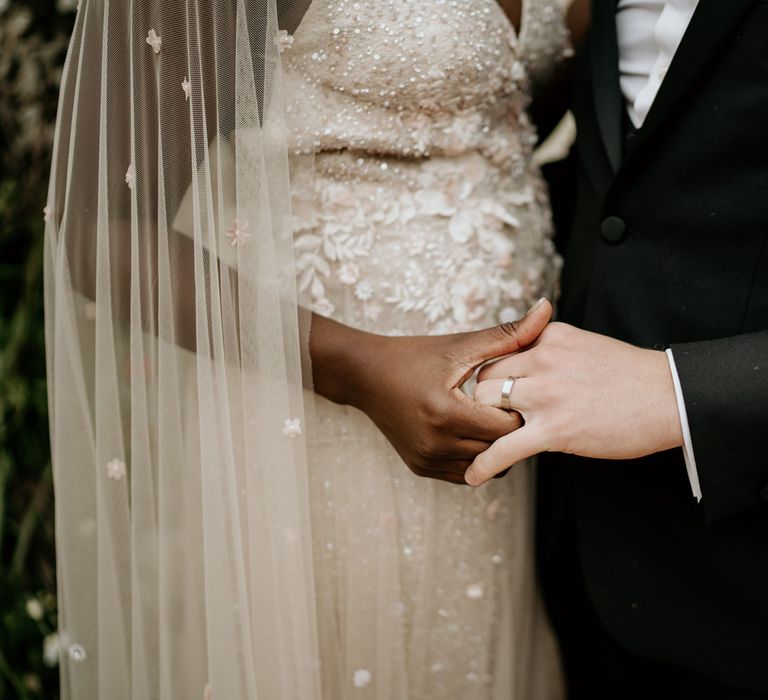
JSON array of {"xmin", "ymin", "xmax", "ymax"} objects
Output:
[{"xmin": 476, "ymin": 1, "xmax": 768, "ymax": 697}]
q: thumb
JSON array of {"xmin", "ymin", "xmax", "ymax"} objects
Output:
[{"xmin": 463, "ymin": 298, "xmax": 552, "ymax": 367}]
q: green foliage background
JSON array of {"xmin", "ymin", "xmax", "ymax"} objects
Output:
[{"xmin": 1, "ymin": 2, "xmax": 76, "ymax": 697}]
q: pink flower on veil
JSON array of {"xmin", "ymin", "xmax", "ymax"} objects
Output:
[{"xmin": 225, "ymin": 219, "xmax": 251, "ymax": 247}]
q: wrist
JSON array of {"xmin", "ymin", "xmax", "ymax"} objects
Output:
[
  {"xmin": 650, "ymin": 348, "xmax": 685, "ymax": 451},
  {"xmin": 309, "ymin": 313, "xmax": 383, "ymax": 409}
]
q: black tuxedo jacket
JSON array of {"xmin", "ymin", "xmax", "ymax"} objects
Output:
[{"xmin": 545, "ymin": 0, "xmax": 768, "ymax": 693}]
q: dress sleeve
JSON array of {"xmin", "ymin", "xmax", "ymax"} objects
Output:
[{"xmin": 518, "ymin": 0, "xmax": 574, "ymax": 90}]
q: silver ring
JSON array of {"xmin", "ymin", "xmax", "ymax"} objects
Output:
[{"xmin": 500, "ymin": 377, "xmax": 517, "ymax": 411}]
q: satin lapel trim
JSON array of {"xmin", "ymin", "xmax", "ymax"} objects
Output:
[
  {"xmin": 626, "ymin": 0, "xmax": 756, "ymax": 161},
  {"xmin": 591, "ymin": 0, "xmax": 623, "ymax": 173}
]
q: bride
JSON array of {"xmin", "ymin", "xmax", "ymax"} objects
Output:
[{"xmin": 44, "ymin": 0, "xmax": 586, "ymax": 697}]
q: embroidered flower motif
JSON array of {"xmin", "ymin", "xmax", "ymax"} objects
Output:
[
  {"xmin": 352, "ymin": 669, "xmax": 372, "ymax": 689},
  {"xmin": 282, "ymin": 418, "xmax": 302, "ymax": 438},
  {"xmin": 312, "ymin": 297, "xmax": 335, "ymax": 316},
  {"xmin": 67, "ymin": 644, "xmax": 88, "ymax": 663},
  {"xmin": 282, "ymin": 528, "xmax": 299, "ymax": 544},
  {"xmin": 85, "ymin": 301, "xmax": 97, "ymax": 321},
  {"xmin": 182, "ymin": 77, "xmax": 191, "ymax": 100},
  {"xmin": 465, "ymin": 583, "xmax": 484, "ymax": 600},
  {"xmin": 106, "ymin": 458, "xmax": 126, "ymax": 480},
  {"xmin": 125, "ymin": 164, "xmax": 135, "ymax": 189},
  {"xmin": 146, "ymin": 29, "xmax": 162, "ymax": 54},
  {"xmin": 414, "ymin": 190, "xmax": 456, "ymax": 217},
  {"xmin": 43, "ymin": 206, "xmax": 51, "ymax": 222},
  {"xmin": 448, "ymin": 209, "xmax": 483, "ymax": 243},
  {"xmin": 225, "ymin": 219, "xmax": 251, "ymax": 247},
  {"xmin": 273, "ymin": 29, "xmax": 294, "ymax": 53},
  {"xmin": 338, "ymin": 262, "xmax": 359, "ymax": 285},
  {"xmin": 354, "ymin": 280, "xmax": 374, "ymax": 301},
  {"xmin": 203, "ymin": 683, "xmax": 213, "ymax": 700},
  {"xmin": 450, "ymin": 261, "xmax": 490, "ymax": 325}
]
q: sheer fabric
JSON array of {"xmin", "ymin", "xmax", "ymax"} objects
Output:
[{"xmin": 44, "ymin": 1, "xmax": 319, "ymax": 697}]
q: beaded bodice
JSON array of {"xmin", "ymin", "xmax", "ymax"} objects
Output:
[{"xmin": 284, "ymin": 0, "xmax": 571, "ymax": 333}]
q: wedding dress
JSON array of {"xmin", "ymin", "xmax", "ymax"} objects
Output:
[
  {"xmin": 286, "ymin": 1, "xmax": 570, "ymax": 697},
  {"xmin": 44, "ymin": 1, "xmax": 569, "ymax": 697}
]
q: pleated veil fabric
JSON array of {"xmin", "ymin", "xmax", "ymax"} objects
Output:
[{"xmin": 44, "ymin": 1, "xmax": 321, "ymax": 697}]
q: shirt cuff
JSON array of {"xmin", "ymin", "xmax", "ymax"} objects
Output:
[{"xmin": 666, "ymin": 348, "xmax": 702, "ymax": 502}]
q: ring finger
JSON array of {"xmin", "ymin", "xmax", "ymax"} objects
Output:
[{"xmin": 474, "ymin": 377, "xmax": 533, "ymax": 411}]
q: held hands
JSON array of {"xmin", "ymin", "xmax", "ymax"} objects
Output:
[
  {"xmin": 466, "ymin": 299, "xmax": 684, "ymax": 486},
  {"xmin": 310, "ymin": 303, "xmax": 553, "ymax": 484}
]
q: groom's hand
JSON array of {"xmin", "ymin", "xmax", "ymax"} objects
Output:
[
  {"xmin": 310, "ymin": 301, "xmax": 552, "ymax": 484},
  {"xmin": 468, "ymin": 311, "xmax": 684, "ymax": 485}
]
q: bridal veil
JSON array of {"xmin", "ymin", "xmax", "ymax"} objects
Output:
[{"xmin": 44, "ymin": 0, "xmax": 320, "ymax": 696}]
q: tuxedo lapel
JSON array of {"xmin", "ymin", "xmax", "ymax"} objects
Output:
[
  {"xmin": 590, "ymin": 0, "xmax": 623, "ymax": 173},
  {"xmin": 624, "ymin": 0, "xmax": 756, "ymax": 162}
]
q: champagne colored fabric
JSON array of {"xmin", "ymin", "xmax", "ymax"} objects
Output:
[{"xmin": 45, "ymin": 1, "xmax": 319, "ymax": 697}]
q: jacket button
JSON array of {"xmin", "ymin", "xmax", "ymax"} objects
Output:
[
  {"xmin": 601, "ymin": 216, "xmax": 627, "ymax": 243},
  {"xmin": 760, "ymin": 485, "xmax": 768, "ymax": 503}
]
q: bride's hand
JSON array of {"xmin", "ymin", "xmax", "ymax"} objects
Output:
[
  {"xmin": 468, "ymin": 303, "xmax": 684, "ymax": 486},
  {"xmin": 309, "ymin": 302, "xmax": 552, "ymax": 484}
]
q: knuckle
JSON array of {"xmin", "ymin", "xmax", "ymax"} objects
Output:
[
  {"xmin": 496, "ymin": 321, "xmax": 521, "ymax": 341},
  {"xmin": 414, "ymin": 432, "xmax": 442, "ymax": 460},
  {"xmin": 423, "ymin": 397, "xmax": 449, "ymax": 427},
  {"xmin": 546, "ymin": 322, "xmax": 570, "ymax": 342},
  {"xmin": 532, "ymin": 345, "xmax": 554, "ymax": 368},
  {"xmin": 534, "ymin": 344, "xmax": 561, "ymax": 369}
]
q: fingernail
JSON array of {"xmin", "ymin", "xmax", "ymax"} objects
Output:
[
  {"xmin": 528, "ymin": 297, "xmax": 547, "ymax": 314},
  {"xmin": 464, "ymin": 466, "xmax": 477, "ymax": 486}
]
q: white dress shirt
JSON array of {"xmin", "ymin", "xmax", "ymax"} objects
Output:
[{"xmin": 616, "ymin": 0, "xmax": 702, "ymax": 500}]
